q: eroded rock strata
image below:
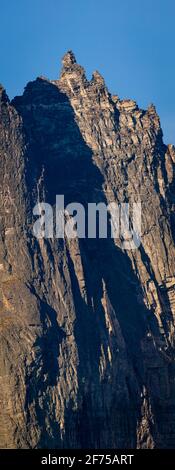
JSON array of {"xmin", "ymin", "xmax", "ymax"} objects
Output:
[{"xmin": 0, "ymin": 51, "xmax": 175, "ymax": 448}]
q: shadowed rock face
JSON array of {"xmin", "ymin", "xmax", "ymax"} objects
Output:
[{"xmin": 0, "ymin": 51, "xmax": 175, "ymax": 449}]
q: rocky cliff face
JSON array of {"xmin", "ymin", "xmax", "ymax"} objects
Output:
[{"xmin": 0, "ymin": 51, "xmax": 175, "ymax": 449}]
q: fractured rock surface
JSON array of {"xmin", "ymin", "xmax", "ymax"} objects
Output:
[{"xmin": 0, "ymin": 52, "xmax": 175, "ymax": 448}]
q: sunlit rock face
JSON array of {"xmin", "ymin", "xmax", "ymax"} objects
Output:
[{"xmin": 0, "ymin": 52, "xmax": 175, "ymax": 449}]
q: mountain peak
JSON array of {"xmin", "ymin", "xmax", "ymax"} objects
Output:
[
  {"xmin": 62, "ymin": 50, "xmax": 77, "ymax": 69},
  {"xmin": 92, "ymin": 70, "xmax": 105, "ymax": 86},
  {"xmin": 1, "ymin": 52, "xmax": 175, "ymax": 451}
]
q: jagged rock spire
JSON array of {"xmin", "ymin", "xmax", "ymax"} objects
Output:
[
  {"xmin": 92, "ymin": 70, "xmax": 105, "ymax": 87},
  {"xmin": 62, "ymin": 50, "xmax": 77, "ymax": 69},
  {"xmin": 147, "ymin": 103, "xmax": 157, "ymax": 115},
  {"xmin": 60, "ymin": 50, "xmax": 86, "ymax": 87}
]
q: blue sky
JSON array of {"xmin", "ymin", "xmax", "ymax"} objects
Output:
[{"xmin": 0, "ymin": 0, "xmax": 174, "ymax": 143}]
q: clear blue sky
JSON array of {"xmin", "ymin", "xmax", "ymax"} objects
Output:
[{"xmin": 0, "ymin": 0, "xmax": 174, "ymax": 143}]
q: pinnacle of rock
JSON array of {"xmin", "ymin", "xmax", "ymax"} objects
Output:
[
  {"xmin": 62, "ymin": 50, "xmax": 77, "ymax": 69},
  {"xmin": 92, "ymin": 70, "xmax": 105, "ymax": 85},
  {"xmin": 147, "ymin": 103, "xmax": 157, "ymax": 115}
]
